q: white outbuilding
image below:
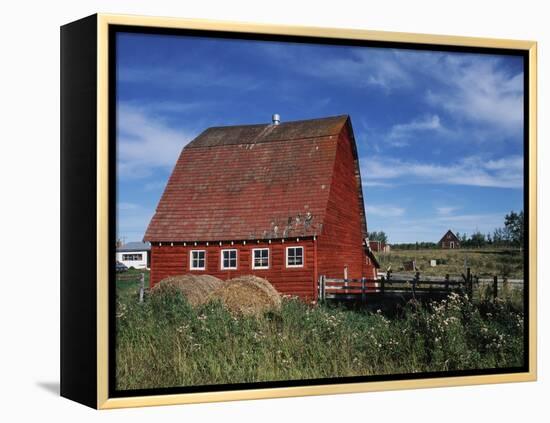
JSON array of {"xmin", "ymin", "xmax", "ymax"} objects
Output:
[{"xmin": 116, "ymin": 241, "xmax": 150, "ymax": 269}]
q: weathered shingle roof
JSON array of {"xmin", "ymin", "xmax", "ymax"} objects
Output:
[
  {"xmin": 187, "ymin": 115, "xmax": 349, "ymax": 148},
  {"xmin": 117, "ymin": 241, "xmax": 151, "ymax": 252},
  {"xmin": 144, "ymin": 115, "xmax": 352, "ymax": 242}
]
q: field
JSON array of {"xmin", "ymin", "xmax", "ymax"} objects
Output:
[
  {"xmin": 375, "ymin": 248, "xmax": 524, "ymax": 279},
  {"xmin": 115, "ymin": 269, "xmax": 524, "ymax": 391}
]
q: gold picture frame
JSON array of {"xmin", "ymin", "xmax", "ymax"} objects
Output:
[{"xmin": 61, "ymin": 13, "xmax": 537, "ymax": 409}]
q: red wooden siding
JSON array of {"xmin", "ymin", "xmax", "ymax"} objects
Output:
[
  {"xmin": 316, "ymin": 124, "xmax": 375, "ymax": 281},
  {"xmin": 150, "ymin": 239, "xmax": 316, "ymax": 300}
]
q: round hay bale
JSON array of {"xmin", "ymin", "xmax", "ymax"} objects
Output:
[
  {"xmin": 208, "ymin": 275, "xmax": 281, "ymax": 316},
  {"xmin": 151, "ymin": 274, "xmax": 223, "ymax": 307}
]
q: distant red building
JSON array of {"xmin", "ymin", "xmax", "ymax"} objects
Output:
[
  {"xmin": 438, "ymin": 230, "xmax": 461, "ymax": 249},
  {"xmin": 144, "ymin": 115, "xmax": 379, "ymax": 300},
  {"xmin": 368, "ymin": 240, "xmax": 390, "ymax": 253}
]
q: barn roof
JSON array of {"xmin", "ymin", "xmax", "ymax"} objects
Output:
[
  {"xmin": 438, "ymin": 229, "xmax": 460, "ymax": 244},
  {"xmin": 144, "ymin": 115, "xmax": 361, "ymax": 242},
  {"xmin": 186, "ymin": 115, "xmax": 349, "ymax": 148}
]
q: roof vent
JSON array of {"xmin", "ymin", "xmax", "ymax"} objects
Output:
[{"xmin": 272, "ymin": 113, "xmax": 281, "ymax": 125}]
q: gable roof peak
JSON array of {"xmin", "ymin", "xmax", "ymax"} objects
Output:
[{"xmin": 187, "ymin": 114, "xmax": 350, "ymax": 149}]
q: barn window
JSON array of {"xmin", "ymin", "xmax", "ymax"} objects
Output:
[
  {"xmin": 252, "ymin": 248, "xmax": 269, "ymax": 269},
  {"xmin": 286, "ymin": 246, "xmax": 304, "ymax": 267},
  {"xmin": 190, "ymin": 250, "xmax": 206, "ymax": 270},
  {"xmin": 221, "ymin": 249, "xmax": 237, "ymax": 269}
]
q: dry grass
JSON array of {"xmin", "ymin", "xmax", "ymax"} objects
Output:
[
  {"xmin": 376, "ymin": 248, "xmax": 524, "ymax": 278},
  {"xmin": 208, "ymin": 275, "xmax": 282, "ymax": 316},
  {"xmin": 151, "ymin": 274, "xmax": 224, "ymax": 306}
]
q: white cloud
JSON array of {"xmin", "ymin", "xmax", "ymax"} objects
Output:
[
  {"xmin": 281, "ymin": 46, "xmax": 523, "ymax": 137},
  {"xmin": 436, "ymin": 206, "xmax": 458, "ymax": 216},
  {"xmin": 117, "ymin": 103, "xmax": 195, "ymax": 179},
  {"xmin": 424, "ymin": 56, "xmax": 523, "ymax": 134},
  {"xmin": 484, "ymin": 156, "xmax": 524, "ymax": 170},
  {"xmin": 366, "ymin": 204, "xmax": 405, "ymax": 217},
  {"xmin": 282, "ymin": 47, "xmax": 413, "ymax": 92},
  {"xmin": 390, "ymin": 115, "xmax": 441, "ymax": 135},
  {"xmin": 386, "ymin": 114, "xmax": 445, "ymax": 146},
  {"xmin": 363, "ymin": 154, "xmax": 523, "ymax": 189},
  {"xmin": 354, "ymin": 49, "xmax": 412, "ymax": 90}
]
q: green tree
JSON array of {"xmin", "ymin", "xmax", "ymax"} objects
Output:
[
  {"xmin": 504, "ymin": 210, "xmax": 524, "ymax": 249},
  {"xmin": 470, "ymin": 231, "xmax": 486, "ymax": 248},
  {"xmin": 492, "ymin": 227, "xmax": 506, "ymax": 246},
  {"xmin": 369, "ymin": 231, "xmax": 388, "ymax": 244}
]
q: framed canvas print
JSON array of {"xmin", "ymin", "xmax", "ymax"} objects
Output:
[{"xmin": 60, "ymin": 13, "xmax": 537, "ymax": 409}]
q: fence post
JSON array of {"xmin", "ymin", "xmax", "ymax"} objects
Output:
[
  {"xmin": 317, "ymin": 275, "xmax": 321, "ymax": 303},
  {"xmin": 344, "ymin": 266, "xmax": 348, "ymax": 287},
  {"xmin": 503, "ymin": 277, "xmax": 509, "ymax": 295},
  {"xmin": 466, "ymin": 267, "xmax": 474, "ymax": 301},
  {"xmin": 445, "ymin": 274, "xmax": 450, "ymax": 292},
  {"xmin": 139, "ymin": 272, "xmax": 145, "ymax": 303},
  {"xmin": 361, "ymin": 277, "xmax": 366, "ymax": 305},
  {"xmin": 413, "ymin": 271, "xmax": 419, "ymax": 297},
  {"xmin": 493, "ymin": 275, "xmax": 498, "ymax": 300},
  {"xmin": 380, "ymin": 276, "xmax": 385, "ymax": 295},
  {"xmin": 320, "ymin": 275, "xmax": 325, "ymax": 302}
]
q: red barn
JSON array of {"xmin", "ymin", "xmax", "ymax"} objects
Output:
[
  {"xmin": 144, "ymin": 114, "xmax": 378, "ymax": 300},
  {"xmin": 438, "ymin": 229, "xmax": 461, "ymax": 249},
  {"xmin": 368, "ymin": 240, "xmax": 390, "ymax": 253}
]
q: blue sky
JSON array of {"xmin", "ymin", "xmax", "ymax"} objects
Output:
[{"xmin": 116, "ymin": 32, "xmax": 524, "ymax": 244}]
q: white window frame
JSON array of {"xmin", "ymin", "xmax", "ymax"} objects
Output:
[
  {"xmin": 221, "ymin": 249, "xmax": 238, "ymax": 270},
  {"xmin": 190, "ymin": 250, "xmax": 206, "ymax": 270},
  {"xmin": 252, "ymin": 248, "xmax": 270, "ymax": 269},
  {"xmin": 286, "ymin": 246, "xmax": 304, "ymax": 268}
]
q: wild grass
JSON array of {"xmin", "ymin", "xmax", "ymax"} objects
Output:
[
  {"xmin": 115, "ymin": 284, "xmax": 524, "ymax": 390},
  {"xmin": 116, "ymin": 268, "xmax": 149, "ymax": 303},
  {"xmin": 376, "ymin": 248, "xmax": 524, "ymax": 278}
]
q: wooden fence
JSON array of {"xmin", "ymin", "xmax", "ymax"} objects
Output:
[{"xmin": 318, "ymin": 268, "xmax": 523, "ymax": 303}]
